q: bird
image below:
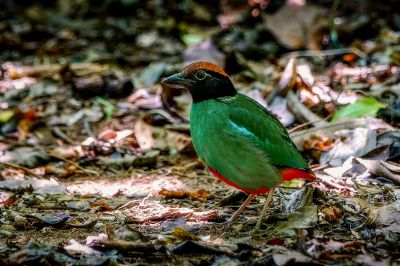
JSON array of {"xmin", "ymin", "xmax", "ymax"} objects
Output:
[{"xmin": 161, "ymin": 61, "xmax": 315, "ymax": 233}]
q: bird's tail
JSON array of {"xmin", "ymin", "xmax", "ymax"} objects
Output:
[{"xmin": 280, "ymin": 168, "xmax": 316, "ymax": 182}]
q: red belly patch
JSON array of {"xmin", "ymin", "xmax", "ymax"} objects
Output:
[
  {"xmin": 208, "ymin": 167, "xmax": 269, "ymax": 195},
  {"xmin": 208, "ymin": 166, "xmax": 315, "ymax": 195}
]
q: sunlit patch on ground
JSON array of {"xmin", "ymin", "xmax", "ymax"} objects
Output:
[
  {"xmin": 1, "ymin": 0, "xmax": 400, "ymax": 264},
  {"xmin": 66, "ymin": 174, "xmax": 187, "ymax": 198},
  {"xmin": 121, "ymin": 200, "xmax": 219, "ymax": 229}
]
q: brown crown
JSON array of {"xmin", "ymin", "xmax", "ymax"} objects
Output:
[{"xmin": 183, "ymin": 61, "xmax": 228, "ymax": 77}]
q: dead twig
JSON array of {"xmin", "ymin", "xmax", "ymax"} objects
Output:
[
  {"xmin": 286, "ymin": 91, "xmax": 328, "ymax": 128},
  {"xmin": 52, "ymin": 127, "xmax": 77, "ymax": 145},
  {"xmin": 46, "ymin": 152, "xmax": 96, "ymax": 177},
  {"xmin": 288, "ymin": 117, "xmax": 331, "ymax": 133},
  {"xmin": 0, "ymin": 161, "xmax": 44, "ymax": 179},
  {"xmin": 83, "ymin": 118, "xmax": 95, "ymax": 138},
  {"xmin": 116, "ymin": 200, "xmax": 140, "ymax": 211}
]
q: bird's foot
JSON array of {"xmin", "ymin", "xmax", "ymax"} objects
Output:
[
  {"xmin": 250, "ymin": 222, "xmax": 263, "ymax": 237},
  {"xmin": 209, "ymin": 218, "xmax": 234, "ymax": 236},
  {"xmin": 211, "ymin": 218, "xmax": 233, "ymax": 227},
  {"xmin": 211, "ymin": 193, "xmax": 257, "ymax": 237},
  {"xmin": 249, "ymin": 188, "xmax": 276, "ymax": 237}
]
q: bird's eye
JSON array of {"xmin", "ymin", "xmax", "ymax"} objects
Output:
[{"xmin": 195, "ymin": 70, "xmax": 207, "ymax": 80}]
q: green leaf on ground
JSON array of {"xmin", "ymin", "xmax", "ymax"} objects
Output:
[
  {"xmin": 332, "ymin": 97, "xmax": 385, "ymax": 122},
  {"xmin": 0, "ymin": 110, "xmax": 14, "ymax": 124},
  {"xmin": 96, "ymin": 97, "xmax": 115, "ymax": 119}
]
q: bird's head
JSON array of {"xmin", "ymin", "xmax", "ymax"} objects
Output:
[{"xmin": 161, "ymin": 62, "xmax": 237, "ymax": 103}]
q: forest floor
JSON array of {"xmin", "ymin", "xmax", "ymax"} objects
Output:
[{"xmin": 0, "ymin": 1, "xmax": 400, "ymax": 265}]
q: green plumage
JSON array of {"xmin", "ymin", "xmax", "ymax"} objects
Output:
[{"xmin": 190, "ymin": 93, "xmax": 309, "ymax": 191}]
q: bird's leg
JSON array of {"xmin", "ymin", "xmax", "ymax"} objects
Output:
[
  {"xmin": 225, "ymin": 193, "xmax": 255, "ymax": 228},
  {"xmin": 275, "ymin": 188, "xmax": 284, "ymax": 206},
  {"xmin": 219, "ymin": 190, "xmax": 247, "ymax": 207},
  {"xmin": 252, "ymin": 188, "xmax": 276, "ymax": 234}
]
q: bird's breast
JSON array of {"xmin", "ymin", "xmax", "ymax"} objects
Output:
[{"xmin": 189, "ymin": 100, "xmax": 229, "ymax": 161}]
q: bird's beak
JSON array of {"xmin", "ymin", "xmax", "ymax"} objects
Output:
[{"xmin": 161, "ymin": 73, "xmax": 193, "ymax": 89}]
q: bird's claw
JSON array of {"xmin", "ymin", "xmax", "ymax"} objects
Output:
[
  {"xmin": 210, "ymin": 218, "xmax": 234, "ymax": 236},
  {"xmin": 210, "ymin": 219, "xmax": 232, "ymax": 228},
  {"xmin": 250, "ymin": 227, "xmax": 260, "ymax": 237}
]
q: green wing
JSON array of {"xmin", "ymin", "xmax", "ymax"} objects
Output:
[
  {"xmin": 190, "ymin": 100, "xmax": 281, "ymax": 191},
  {"xmin": 225, "ymin": 93, "xmax": 309, "ymax": 171},
  {"xmin": 190, "ymin": 93, "xmax": 309, "ymax": 191}
]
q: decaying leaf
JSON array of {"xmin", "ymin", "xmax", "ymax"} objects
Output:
[
  {"xmin": 274, "ymin": 58, "xmax": 297, "ymax": 99},
  {"xmin": 264, "ymin": 3, "xmax": 328, "ymax": 50},
  {"xmin": 356, "ymin": 158, "xmax": 400, "ymax": 184},
  {"xmin": 0, "ymin": 191, "xmax": 16, "ymax": 207},
  {"xmin": 64, "ymin": 200, "xmax": 91, "ymax": 211},
  {"xmin": 91, "ymin": 199, "xmax": 114, "ymax": 212},
  {"xmin": 64, "ymin": 239, "xmax": 101, "ymax": 255},
  {"xmin": 133, "ymin": 119, "xmax": 192, "ymax": 152},
  {"xmin": 378, "ymin": 131, "xmax": 400, "ymax": 160},
  {"xmin": 71, "ymin": 71, "xmax": 134, "ymax": 99},
  {"xmin": 123, "ymin": 201, "xmax": 219, "ymax": 223},
  {"xmin": 268, "ymin": 96, "xmax": 295, "ymax": 127},
  {"xmin": 97, "ymin": 150, "xmax": 159, "ymax": 168},
  {"xmin": 307, "ymin": 239, "xmax": 365, "ymax": 263},
  {"xmin": 4, "ymin": 241, "xmax": 79, "ymax": 265},
  {"xmin": 126, "ymin": 88, "xmax": 163, "ymax": 109},
  {"xmin": 188, "ymin": 189, "xmax": 210, "ymax": 202},
  {"xmin": 47, "ymin": 107, "xmax": 104, "ymax": 126},
  {"xmin": 67, "ymin": 218, "xmax": 98, "ymax": 229},
  {"xmin": 303, "ymin": 134, "xmax": 333, "ymax": 160},
  {"xmin": 96, "ymin": 225, "xmax": 157, "ymax": 252},
  {"xmin": 184, "ymin": 38, "xmax": 225, "ymax": 67},
  {"xmin": 0, "ymin": 178, "xmax": 66, "ymax": 194},
  {"xmin": 159, "ymin": 189, "xmax": 187, "ymax": 199},
  {"xmin": 0, "ymin": 147, "xmax": 50, "ymax": 168},
  {"xmin": 367, "ymin": 202, "xmax": 400, "ymax": 233},
  {"xmin": 320, "ymin": 128, "xmax": 373, "ymax": 166},
  {"xmin": 171, "ymin": 240, "xmax": 226, "ymax": 255},
  {"xmin": 290, "ymin": 117, "xmax": 394, "ymax": 150},
  {"xmin": 44, "ymin": 164, "xmax": 77, "ymax": 178},
  {"xmin": 26, "ymin": 212, "xmax": 72, "ymax": 227},
  {"xmin": 321, "ymin": 206, "xmax": 341, "ymax": 223},
  {"xmin": 272, "ymin": 249, "xmax": 319, "ymax": 266},
  {"xmin": 172, "ymin": 227, "xmax": 199, "ymax": 241},
  {"xmin": 138, "ymin": 62, "xmax": 166, "ymax": 87},
  {"xmin": 159, "ymin": 188, "xmax": 210, "ymax": 202},
  {"xmin": 272, "ymin": 187, "xmax": 318, "ymax": 237}
]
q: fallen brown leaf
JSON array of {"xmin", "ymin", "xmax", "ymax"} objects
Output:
[
  {"xmin": 0, "ymin": 191, "xmax": 16, "ymax": 207},
  {"xmin": 91, "ymin": 199, "xmax": 113, "ymax": 212},
  {"xmin": 322, "ymin": 206, "xmax": 341, "ymax": 223},
  {"xmin": 159, "ymin": 188, "xmax": 211, "ymax": 202},
  {"xmin": 303, "ymin": 134, "xmax": 333, "ymax": 160},
  {"xmin": 264, "ymin": 2, "xmax": 328, "ymax": 50},
  {"xmin": 189, "ymin": 189, "xmax": 210, "ymax": 202},
  {"xmin": 159, "ymin": 189, "xmax": 187, "ymax": 199}
]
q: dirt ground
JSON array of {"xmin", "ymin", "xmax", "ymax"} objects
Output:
[{"xmin": 1, "ymin": 1, "xmax": 400, "ymax": 265}]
